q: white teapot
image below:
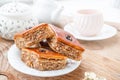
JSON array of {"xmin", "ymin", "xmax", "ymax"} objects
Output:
[{"xmin": 32, "ymin": 0, "xmax": 63, "ymax": 24}]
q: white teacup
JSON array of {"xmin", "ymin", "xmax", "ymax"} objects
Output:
[{"xmin": 73, "ymin": 9, "xmax": 104, "ymax": 36}]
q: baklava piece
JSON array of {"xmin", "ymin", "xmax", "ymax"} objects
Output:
[
  {"xmin": 48, "ymin": 25, "xmax": 85, "ymax": 61},
  {"xmin": 21, "ymin": 48, "xmax": 67, "ymax": 71},
  {"xmin": 14, "ymin": 23, "xmax": 54, "ymax": 48}
]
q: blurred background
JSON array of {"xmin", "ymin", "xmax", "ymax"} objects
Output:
[
  {"xmin": 0, "ymin": 0, "xmax": 120, "ymax": 39},
  {"xmin": 0, "ymin": 0, "xmax": 120, "ymax": 25}
]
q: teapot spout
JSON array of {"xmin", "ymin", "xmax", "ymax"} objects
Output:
[{"xmin": 51, "ymin": 6, "xmax": 64, "ymax": 24}]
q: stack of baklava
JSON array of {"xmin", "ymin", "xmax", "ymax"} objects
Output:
[{"xmin": 14, "ymin": 23, "xmax": 85, "ymax": 71}]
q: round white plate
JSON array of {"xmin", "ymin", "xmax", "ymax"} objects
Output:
[
  {"xmin": 64, "ymin": 23, "xmax": 117, "ymax": 41},
  {"xmin": 7, "ymin": 44, "xmax": 81, "ymax": 77}
]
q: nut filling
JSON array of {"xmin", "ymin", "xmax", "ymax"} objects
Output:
[
  {"xmin": 21, "ymin": 48, "xmax": 67, "ymax": 71},
  {"xmin": 48, "ymin": 37, "xmax": 83, "ymax": 60},
  {"xmin": 14, "ymin": 24, "xmax": 54, "ymax": 48}
]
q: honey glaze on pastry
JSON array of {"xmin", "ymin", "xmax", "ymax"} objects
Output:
[
  {"xmin": 13, "ymin": 23, "xmax": 85, "ymax": 71},
  {"xmin": 14, "ymin": 23, "xmax": 54, "ymax": 49},
  {"xmin": 48, "ymin": 24, "xmax": 85, "ymax": 61},
  {"xmin": 21, "ymin": 48, "xmax": 67, "ymax": 71},
  {"xmin": 51, "ymin": 25, "xmax": 84, "ymax": 51}
]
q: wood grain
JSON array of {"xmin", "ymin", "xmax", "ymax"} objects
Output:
[{"xmin": 0, "ymin": 36, "xmax": 120, "ymax": 80}]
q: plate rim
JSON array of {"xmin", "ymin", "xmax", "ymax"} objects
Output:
[
  {"xmin": 64, "ymin": 23, "xmax": 117, "ymax": 41},
  {"xmin": 7, "ymin": 44, "xmax": 81, "ymax": 77}
]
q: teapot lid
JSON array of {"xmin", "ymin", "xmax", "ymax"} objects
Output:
[{"xmin": 0, "ymin": 2, "xmax": 31, "ymax": 16}]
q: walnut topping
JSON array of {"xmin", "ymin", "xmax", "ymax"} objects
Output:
[{"xmin": 66, "ymin": 35, "xmax": 72, "ymax": 41}]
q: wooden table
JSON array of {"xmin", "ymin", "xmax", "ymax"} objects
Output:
[{"xmin": 0, "ymin": 29, "xmax": 120, "ymax": 80}]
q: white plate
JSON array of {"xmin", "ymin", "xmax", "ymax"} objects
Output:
[
  {"xmin": 7, "ymin": 44, "xmax": 81, "ymax": 77},
  {"xmin": 64, "ymin": 23, "xmax": 117, "ymax": 41}
]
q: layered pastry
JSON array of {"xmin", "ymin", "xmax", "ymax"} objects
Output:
[
  {"xmin": 14, "ymin": 23, "xmax": 54, "ymax": 48},
  {"xmin": 21, "ymin": 48, "xmax": 67, "ymax": 71},
  {"xmin": 47, "ymin": 25, "xmax": 85, "ymax": 61}
]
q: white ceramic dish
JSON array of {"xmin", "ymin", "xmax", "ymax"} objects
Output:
[
  {"xmin": 7, "ymin": 44, "xmax": 81, "ymax": 77},
  {"xmin": 64, "ymin": 23, "xmax": 117, "ymax": 41}
]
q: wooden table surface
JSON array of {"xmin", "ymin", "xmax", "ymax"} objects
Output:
[{"xmin": 0, "ymin": 26, "xmax": 120, "ymax": 80}]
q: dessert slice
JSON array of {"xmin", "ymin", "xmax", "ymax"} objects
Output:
[
  {"xmin": 21, "ymin": 48, "xmax": 67, "ymax": 71},
  {"xmin": 47, "ymin": 25, "xmax": 85, "ymax": 61},
  {"xmin": 14, "ymin": 23, "xmax": 54, "ymax": 48}
]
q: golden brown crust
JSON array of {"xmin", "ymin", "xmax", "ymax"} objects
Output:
[
  {"xmin": 49, "ymin": 24, "xmax": 85, "ymax": 51},
  {"xmin": 14, "ymin": 23, "xmax": 84, "ymax": 51},
  {"xmin": 47, "ymin": 37, "xmax": 83, "ymax": 61},
  {"xmin": 14, "ymin": 23, "xmax": 54, "ymax": 48},
  {"xmin": 22, "ymin": 48, "xmax": 67, "ymax": 60},
  {"xmin": 14, "ymin": 23, "xmax": 52, "ymax": 39},
  {"xmin": 21, "ymin": 48, "xmax": 67, "ymax": 71}
]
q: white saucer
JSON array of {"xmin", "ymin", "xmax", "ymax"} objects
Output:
[
  {"xmin": 64, "ymin": 24, "xmax": 117, "ymax": 41},
  {"xmin": 7, "ymin": 44, "xmax": 81, "ymax": 77}
]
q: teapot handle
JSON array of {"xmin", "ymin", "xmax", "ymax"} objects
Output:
[{"xmin": 51, "ymin": 5, "xmax": 64, "ymax": 24}]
